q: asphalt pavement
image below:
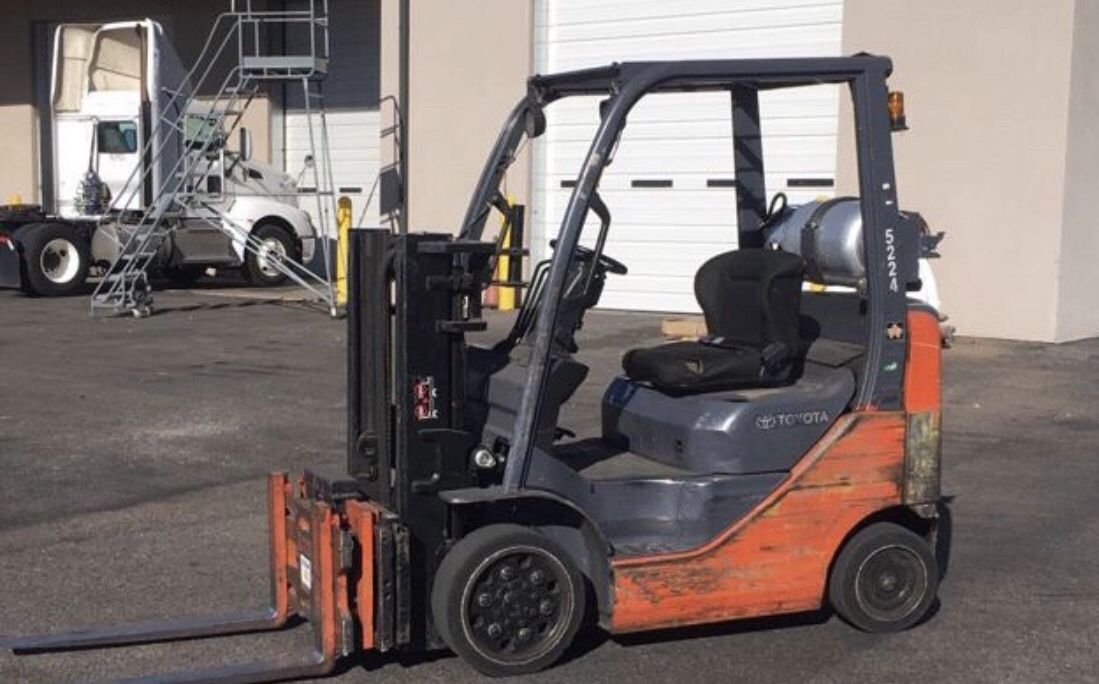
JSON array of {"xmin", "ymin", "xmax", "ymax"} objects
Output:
[{"xmin": 0, "ymin": 285, "xmax": 1097, "ymax": 683}]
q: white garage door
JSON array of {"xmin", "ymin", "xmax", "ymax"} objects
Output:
[
  {"xmin": 532, "ymin": 0, "xmax": 845, "ymax": 312},
  {"xmin": 285, "ymin": 0, "xmax": 379, "ymax": 235}
]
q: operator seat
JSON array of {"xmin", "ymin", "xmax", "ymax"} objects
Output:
[{"xmin": 622, "ymin": 248, "xmax": 806, "ymax": 394}]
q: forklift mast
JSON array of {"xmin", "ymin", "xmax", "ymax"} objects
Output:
[{"xmin": 346, "ymin": 229, "xmax": 497, "ymax": 648}]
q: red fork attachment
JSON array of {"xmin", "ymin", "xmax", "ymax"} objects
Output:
[{"xmin": 1, "ymin": 472, "xmax": 383, "ymax": 684}]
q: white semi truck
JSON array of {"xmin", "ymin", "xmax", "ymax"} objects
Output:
[{"xmin": 0, "ymin": 19, "xmax": 319, "ymax": 297}]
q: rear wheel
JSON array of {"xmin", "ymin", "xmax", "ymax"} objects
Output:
[
  {"xmin": 19, "ymin": 222, "xmax": 89, "ymax": 297},
  {"xmin": 829, "ymin": 522, "xmax": 938, "ymax": 633},
  {"xmin": 432, "ymin": 524, "xmax": 586, "ymax": 677},
  {"xmin": 243, "ymin": 223, "xmax": 299, "ymax": 286}
]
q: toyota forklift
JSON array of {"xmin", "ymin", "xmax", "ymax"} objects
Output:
[{"xmin": 4, "ymin": 55, "xmax": 944, "ymax": 682}]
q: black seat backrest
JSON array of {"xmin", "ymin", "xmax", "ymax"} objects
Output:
[{"xmin": 693, "ymin": 248, "xmax": 806, "ymax": 352}]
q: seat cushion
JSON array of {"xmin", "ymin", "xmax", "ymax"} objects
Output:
[{"xmin": 622, "ymin": 340, "xmax": 761, "ymax": 394}]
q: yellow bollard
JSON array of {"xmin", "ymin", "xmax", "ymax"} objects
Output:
[
  {"xmin": 496, "ymin": 196, "xmax": 517, "ymax": 311},
  {"xmin": 7, "ymin": 194, "xmax": 21, "ymax": 206},
  {"xmin": 336, "ymin": 196, "xmax": 352, "ymax": 306},
  {"xmin": 498, "ymin": 217, "xmax": 515, "ymax": 311}
]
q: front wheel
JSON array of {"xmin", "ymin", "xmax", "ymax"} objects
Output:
[
  {"xmin": 432, "ymin": 524, "xmax": 586, "ymax": 677},
  {"xmin": 829, "ymin": 522, "xmax": 939, "ymax": 633},
  {"xmin": 243, "ymin": 223, "xmax": 299, "ymax": 287},
  {"xmin": 19, "ymin": 222, "xmax": 90, "ymax": 297}
]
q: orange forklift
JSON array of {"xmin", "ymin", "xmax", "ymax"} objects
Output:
[{"xmin": 4, "ymin": 55, "xmax": 944, "ymax": 682}]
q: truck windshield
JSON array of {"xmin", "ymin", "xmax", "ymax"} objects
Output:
[{"xmin": 97, "ymin": 121, "xmax": 138, "ymax": 154}]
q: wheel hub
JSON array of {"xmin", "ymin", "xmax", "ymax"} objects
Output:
[
  {"xmin": 464, "ymin": 550, "xmax": 568, "ymax": 663},
  {"xmin": 40, "ymin": 238, "xmax": 80, "ymax": 284},
  {"xmin": 256, "ymin": 238, "xmax": 288, "ymax": 278},
  {"xmin": 855, "ymin": 545, "xmax": 928, "ymax": 622}
]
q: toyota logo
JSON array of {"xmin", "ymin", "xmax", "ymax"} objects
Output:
[{"xmin": 755, "ymin": 414, "xmax": 777, "ymax": 430}]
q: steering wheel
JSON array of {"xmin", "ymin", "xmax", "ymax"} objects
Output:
[
  {"xmin": 550, "ymin": 239, "xmax": 628, "ymax": 275},
  {"xmin": 577, "ymin": 245, "xmax": 628, "ymax": 275}
]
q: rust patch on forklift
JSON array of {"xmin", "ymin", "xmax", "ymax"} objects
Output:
[
  {"xmin": 904, "ymin": 411, "xmax": 941, "ymax": 504},
  {"xmin": 610, "ymin": 412, "xmax": 906, "ymax": 633}
]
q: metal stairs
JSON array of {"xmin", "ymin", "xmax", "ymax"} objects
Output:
[{"xmin": 91, "ymin": 0, "xmax": 337, "ymax": 316}]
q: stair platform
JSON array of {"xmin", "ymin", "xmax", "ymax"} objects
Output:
[{"xmin": 240, "ymin": 56, "xmax": 328, "ymax": 78}]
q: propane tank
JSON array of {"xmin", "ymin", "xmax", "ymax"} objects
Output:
[{"xmin": 764, "ymin": 198, "xmax": 865, "ymax": 283}]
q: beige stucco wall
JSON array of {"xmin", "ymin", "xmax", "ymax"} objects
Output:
[
  {"xmin": 380, "ymin": 0, "xmax": 532, "ymax": 235},
  {"xmin": 0, "ymin": 1, "xmax": 270, "ymax": 207},
  {"xmin": 0, "ymin": 109, "xmax": 35, "ymax": 203},
  {"xmin": 839, "ymin": 0, "xmax": 1078, "ymax": 341}
]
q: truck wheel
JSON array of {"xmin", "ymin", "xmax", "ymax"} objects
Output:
[
  {"xmin": 829, "ymin": 522, "xmax": 938, "ymax": 633},
  {"xmin": 20, "ymin": 222, "xmax": 90, "ymax": 297},
  {"xmin": 432, "ymin": 524, "xmax": 586, "ymax": 677},
  {"xmin": 243, "ymin": 223, "xmax": 299, "ymax": 286}
]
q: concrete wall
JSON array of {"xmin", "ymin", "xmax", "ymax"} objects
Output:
[
  {"xmin": 1057, "ymin": 0, "xmax": 1099, "ymax": 341},
  {"xmin": 0, "ymin": 1, "xmax": 271, "ymax": 207},
  {"xmin": 839, "ymin": 0, "xmax": 1078, "ymax": 341},
  {"xmin": 380, "ymin": 0, "xmax": 533, "ymax": 236}
]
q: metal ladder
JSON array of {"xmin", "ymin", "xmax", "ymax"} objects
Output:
[{"xmin": 90, "ymin": 1, "xmax": 338, "ymax": 317}]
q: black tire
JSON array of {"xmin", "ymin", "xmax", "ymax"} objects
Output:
[
  {"xmin": 432, "ymin": 524, "xmax": 586, "ymax": 677},
  {"xmin": 18, "ymin": 222, "xmax": 90, "ymax": 297},
  {"xmin": 829, "ymin": 522, "xmax": 938, "ymax": 633},
  {"xmin": 243, "ymin": 223, "xmax": 299, "ymax": 287}
]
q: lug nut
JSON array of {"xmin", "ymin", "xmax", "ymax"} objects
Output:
[
  {"xmin": 529, "ymin": 569, "xmax": 545, "ymax": 585},
  {"xmin": 516, "ymin": 627, "xmax": 532, "ymax": 642},
  {"xmin": 539, "ymin": 598, "xmax": 555, "ymax": 616},
  {"xmin": 477, "ymin": 592, "xmax": 493, "ymax": 607},
  {"xmin": 487, "ymin": 622, "xmax": 502, "ymax": 638},
  {"xmin": 499, "ymin": 565, "xmax": 516, "ymax": 581}
]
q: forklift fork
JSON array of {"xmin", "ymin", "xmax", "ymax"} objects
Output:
[{"xmin": 2, "ymin": 473, "xmax": 382, "ymax": 684}]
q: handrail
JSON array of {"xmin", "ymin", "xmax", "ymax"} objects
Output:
[
  {"xmin": 101, "ymin": 13, "xmax": 239, "ymax": 220},
  {"xmin": 94, "ymin": 65, "xmax": 255, "ymax": 303}
]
